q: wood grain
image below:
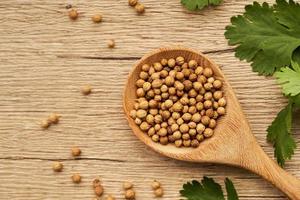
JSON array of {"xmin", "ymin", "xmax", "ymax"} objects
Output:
[{"xmin": 0, "ymin": 0, "xmax": 299, "ymax": 199}]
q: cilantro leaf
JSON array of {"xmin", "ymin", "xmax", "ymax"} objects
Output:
[
  {"xmin": 290, "ymin": 94, "xmax": 300, "ymax": 108},
  {"xmin": 267, "ymin": 102, "xmax": 297, "ymax": 166},
  {"xmin": 225, "ymin": 178, "xmax": 239, "ymax": 200},
  {"xmin": 225, "ymin": 0, "xmax": 300, "ymax": 75},
  {"xmin": 181, "ymin": 0, "xmax": 222, "ymax": 11},
  {"xmin": 275, "ymin": 61, "xmax": 300, "ymax": 97},
  {"xmin": 180, "ymin": 176, "xmax": 239, "ymax": 200},
  {"xmin": 274, "ymin": 0, "xmax": 300, "ymax": 30}
]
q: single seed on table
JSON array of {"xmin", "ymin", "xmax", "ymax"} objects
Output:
[
  {"xmin": 92, "ymin": 14, "xmax": 103, "ymax": 23},
  {"xmin": 65, "ymin": 4, "xmax": 72, "ymax": 9},
  {"xmin": 71, "ymin": 146, "xmax": 81, "ymax": 157},
  {"xmin": 94, "ymin": 185, "xmax": 104, "ymax": 197},
  {"xmin": 125, "ymin": 189, "xmax": 135, "ymax": 199},
  {"xmin": 81, "ymin": 85, "xmax": 92, "ymax": 95},
  {"xmin": 106, "ymin": 194, "xmax": 115, "ymax": 200},
  {"xmin": 123, "ymin": 181, "xmax": 133, "ymax": 190},
  {"xmin": 52, "ymin": 161, "xmax": 63, "ymax": 172},
  {"xmin": 135, "ymin": 3, "xmax": 145, "ymax": 14},
  {"xmin": 154, "ymin": 187, "xmax": 164, "ymax": 197},
  {"xmin": 128, "ymin": 0, "xmax": 138, "ymax": 6},
  {"xmin": 68, "ymin": 9, "xmax": 78, "ymax": 20},
  {"xmin": 107, "ymin": 39, "xmax": 115, "ymax": 48},
  {"xmin": 72, "ymin": 173, "xmax": 82, "ymax": 183},
  {"xmin": 48, "ymin": 113, "xmax": 60, "ymax": 124},
  {"xmin": 41, "ymin": 119, "xmax": 50, "ymax": 129}
]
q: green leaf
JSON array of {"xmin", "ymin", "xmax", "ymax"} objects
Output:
[
  {"xmin": 181, "ymin": 0, "xmax": 222, "ymax": 11},
  {"xmin": 225, "ymin": 0, "xmax": 300, "ymax": 75},
  {"xmin": 180, "ymin": 177, "xmax": 239, "ymax": 200},
  {"xmin": 274, "ymin": 61, "xmax": 300, "ymax": 96},
  {"xmin": 274, "ymin": 0, "xmax": 300, "ymax": 30},
  {"xmin": 180, "ymin": 176, "xmax": 225, "ymax": 200},
  {"xmin": 267, "ymin": 102, "xmax": 297, "ymax": 166},
  {"xmin": 225, "ymin": 178, "xmax": 239, "ymax": 200},
  {"xmin": 290, "ymin": 94, "xmax": 300, "ymax": 108}
]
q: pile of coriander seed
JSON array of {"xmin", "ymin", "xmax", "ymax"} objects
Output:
[{"xmin": 130, "ymin": 57, "xmax": 226, "ymax": 148}]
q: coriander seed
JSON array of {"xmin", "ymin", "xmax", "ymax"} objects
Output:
[
  {"xmin": 71, "ymin": 146, "xmax": 81, "ymax": 157},
  {"xmin": 154, "ymin": 187, "xmax": 164, "ymax": 197},
  {"xmin": 135, "ymin": 3, "xmax": 145, "ymax": 14},
  {"xmin": 41, "ymin": 119, "xmax": 50, "ymax": 129},
  {"xmin": 107, "ymin": 39, "xmax": 115, "ymax": 48},
  {"xmin": 128, "ymin": 0, "xmax": 138, "ymax": 6},
  {"xmin": 68, "ymin": 9, "xmax": 78, "ymax": 20},
  {"xmin": 48, "ymin": 113, "xmax": 60, "ymax": 124},
  {"xmin": 123, "ymin": 181, "xmax": 133, "ymax": 190},
  {"xmin": 81, "ymin": 85, "xmax": 92, "ymax": 95},
  {"xmin": 125, "ymin": 189, "xmax": 135, "ymax": 199},
  {"xmin": 92, "ymin": 14, "xmax": 102, "ymax": 23},
  {"xmin": 72, "ymin": 173, "xmax": 81, "ymax": 183},
  {"xmin": 106, "ymin": 195, "xmax": 116, "ymax": 200},
  {"xmin": 52, "ymin": 161, "xmax": 63, "ymax": 172}
]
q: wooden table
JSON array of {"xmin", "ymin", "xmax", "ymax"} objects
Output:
[{"xmin": 0, "ymin": 0, "xmax": 299, "ymax": 199}]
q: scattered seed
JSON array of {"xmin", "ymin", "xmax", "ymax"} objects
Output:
[
  {"xmin": 124, "ymin": 189, "xmax": 135, "ymax": 199},
  {"xmin": 71, "ymin": 146, "xmax": 81, "ymax": 157},
  {"xmin": 65, "ymin": 4, "xmax": 72, "ymax": 9},
  {"xmin": 72, "ymin": 173, "xmax": 82, "ymax": 183},
  {"xmin": 94, "ymin": 185, "xmax": 104, "ymax": 197},
  {"xmin": 81, "ymin": 85, "xmax": 92, "ymax": 95},
  {"xmin": 128, "ymin": 0, "xmax": 138, "ymax": 6},
  {"xmin": 107, "ymin": 39, "xmax": 115, "ymax": 48},
  {"xmin": 123, "ymin": 181, "xmax": 133, "ymax": 190},
  {"xmin": 52, "ymin": 161, "xmax": 63, "ymax": 172},
  {"xmin": 92, "ymin": 14, "xmax": 103, "ymax": 23},
  {"xmin": 151, "ymin": 180, "xmax": 161, "ymax": 190},
  {"xmin": 48, "ymin": 113, "xmax": 60, "ymax": 124},
  {"xmin": 154, "ymin": 187, "xmax": 164, "ymax": 197},
  {"xmin": 68, "ymin": 9, "xmax": 78, "ymax": 20},
  {"xmin": 106, "ymin": 195, "xmax": 115, "ymax": 200},
  {"xmin": 41, "ymin": 119, "xmax": 50, "ymax": 129},
  {"xmin": 135, "ymin": 3, "xmax": 145, "ymax": 14}
]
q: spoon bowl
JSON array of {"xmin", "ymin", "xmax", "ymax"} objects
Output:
[{"xmin": 123, "ymin": 47, "xmax": 300, "ymax": 199}]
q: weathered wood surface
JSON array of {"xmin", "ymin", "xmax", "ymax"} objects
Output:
[{"xmin": 0, "ymin": 0, "xmax": 299, "ymax": 199}]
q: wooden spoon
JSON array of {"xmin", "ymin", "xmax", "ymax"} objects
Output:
[{"xmin": 123, "ymin": 47, "xmax": 300, "ymax": 199}]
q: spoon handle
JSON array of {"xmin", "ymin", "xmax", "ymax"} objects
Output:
[{"xmin": 240, "ymin": 144, "xmax": 300, "ymax": 200}]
